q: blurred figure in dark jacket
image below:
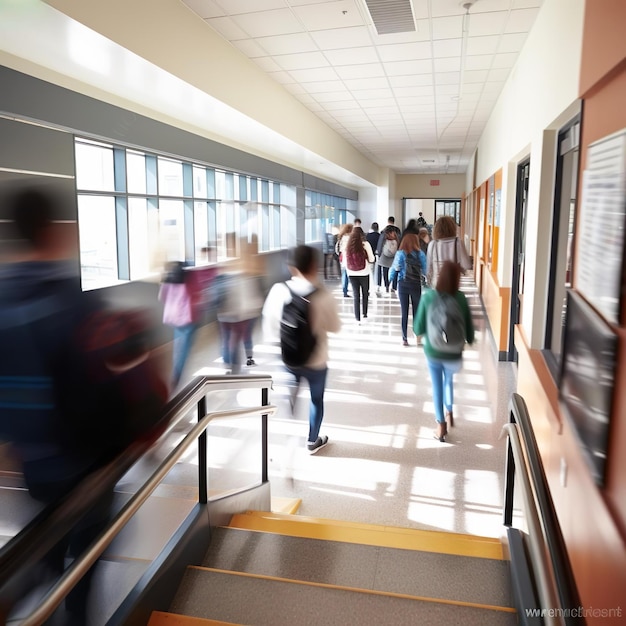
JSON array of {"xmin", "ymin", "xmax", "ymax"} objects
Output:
[{"xmin": 0, "ymin": 186, "xmax": 116, "ymax": 624}]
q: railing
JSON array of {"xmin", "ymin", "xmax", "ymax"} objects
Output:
[
  {"xmin": 503, "ymin": 393, "xmax": 581, "ymax": 626},
  {"xmin": 0, "ymin": 374, "xmax": 276, "ymax": 625}
]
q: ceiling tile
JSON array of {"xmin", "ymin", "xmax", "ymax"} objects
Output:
[
  {"xmin": 468, "ymin": 11, "xmax": 509, "ymax": 37},
  {"xmin": 206, "ymin": 16, "xmax": 250, "ymax": 39},
  {"xmin": 506, "ymin": 8, "xmax": 541, "ymax": 33},
  {"xmin": 293, "ymin": 0, "xmax": 365, "ymax": 31},
  {"xmin": 309, "ymin": 26, "xmax": 373, "ymax": 49},
  {"xmin": 335, "ymin": 63, "xmax": 386, "ymax": 79},
  {"xmin": 324, "ymin": 46, "xmax": 380, "ymax": 65},
  {"xmin": 232, "ymin": 39, "xmax": 268, "ymax": 57},
  {"xmin": 383, "ymin": 59, "xmax": 432, "ymax": 76},
  {"xmin": 182, "ymin": 0, "xmax": 224, "ymax": 19},
  {"xmin": 287, "ymin": 67, "xmax": 341, "ymax": 82},
  {"xmin": 213, "ymin": 0, "xmax": 287, "ymax": 14},
  {"xmin": 378, "ymin": 41, "xmax": 431, "ymax": 62},
  {"xmin": 272, "ymin": 51, "xmax": 329, "ymax": 70},
  {"xmin": 256, "ymin": 32, "xmax": 318, "ymax": 55},
  {"xmin": 229, "ymin": 9, "xmax": 303, "ymax": 37}
]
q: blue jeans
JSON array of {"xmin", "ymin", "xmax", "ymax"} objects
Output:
[
  {"xmin": 287, "ymin": 366, "xmax": 328, "ymax": 443},
  {"xmin": 426, "ymin": 356, "xmax": 462, "ymax": 423},
  {"xmin": 172, "ymin": 323, "xmax": 198, "ymax": 387},
  {"xmin": 398, "ymin": 280, "xmax": 421, "ymax": 341},
  {"xmin": 341, "ymin": 267, "xmax": 350, "ymax": 296}
]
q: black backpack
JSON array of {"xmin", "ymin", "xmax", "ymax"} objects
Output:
[
  {"xmin": 404, "ymin": 252, "xmax": 422, "ymax": 284},
  {"xmin": 280, "ymin": 283, "xmax": 317, "ymax": 368}
]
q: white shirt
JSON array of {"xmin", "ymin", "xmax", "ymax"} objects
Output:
[{"xmin": 262, "ymin": 276, "xmax": 341, "ymax": 369}]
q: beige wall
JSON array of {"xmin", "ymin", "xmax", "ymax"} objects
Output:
[{"xmin": 396, "ymin": 174, "xmax": 465, "ymax": 199}]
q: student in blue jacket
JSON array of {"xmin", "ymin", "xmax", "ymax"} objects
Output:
[{"xmin": 389, "ymin": 233, "xmax": 427, "ymax": 346}]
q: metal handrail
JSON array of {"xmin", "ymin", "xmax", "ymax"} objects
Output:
[
  {"xmin": 0, "ymin": 374, "xmax": 275, "ymax": 625},
  {"xmin": 502, "ymin": 422, "xmax": 560, "ymax": 625},
  {"xmin": 503, "ymin": 392, "xmax": 581, "ymax": 626}
]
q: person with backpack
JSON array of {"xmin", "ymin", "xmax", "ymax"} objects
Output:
[
  {"xmin": 262, "ymin": 245, "xmax": 341, "ymax": 454},
  {"xmin": 376, "ymin": 223, "xmax": 401, "ymax": 296},
  {"xmin": 426, "ymin": 215, "xmax": 472, "ymax": 289},
  {"xmin": 414, "ymin": 260, "xmax": 474, "ymax": 442},
  {"xmin": 345, "ymin": 226, "xmax": 375, "ymax": 323},
  {"xmin": 335, "ymin": 222, "xmax": 354, "ymax": 298},
  {"xmin": 389, "ymin": 233, "xmax": 426, "ymax": 346}
]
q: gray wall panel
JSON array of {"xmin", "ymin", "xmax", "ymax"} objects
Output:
[
  {"xmin": 0, "ymin": 65, "xmax": 356, "ymax": 198},
  {"xmin": 0, "ymin": 117, "xmax": 74, "ymax": 176}
]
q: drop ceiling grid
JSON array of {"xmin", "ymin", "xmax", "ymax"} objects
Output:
[{"xmin": 181, "ymin": 0, "xmax": 544, "ymax": 174}]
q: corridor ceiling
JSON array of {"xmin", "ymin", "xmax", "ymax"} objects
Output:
[{"xmin": 181, "ymin": 0, "xmax": 545, "ymax": 175}]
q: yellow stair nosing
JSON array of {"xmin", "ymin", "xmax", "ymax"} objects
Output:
[
  {"xmin": 190, "ymin": 566, "xmax": 516, "ymax": 614},
  {"xmin": 226, "ymin": 511, "xmax": 504, "ymax": 560},
  {"xmin": 148, "ymin": 609, "xmax": 237, "ymax": 625}
]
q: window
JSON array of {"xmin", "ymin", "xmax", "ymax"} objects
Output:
[
  {"xmin": 544, "ymin": 119, "xmax": 580, "ymax": 376},
  {"xmin": 75, "ymin": 138, "xmax": 297, "ymax": 289}
]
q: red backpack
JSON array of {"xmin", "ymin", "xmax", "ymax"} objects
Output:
[{"xmin": 346, "ymin": 246, "xmax": 367, "ymax": 271}]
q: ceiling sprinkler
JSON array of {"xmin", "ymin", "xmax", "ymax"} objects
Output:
[{"xmin": 461, "ymin": 0, "xmax": 477, "ymax": 10}]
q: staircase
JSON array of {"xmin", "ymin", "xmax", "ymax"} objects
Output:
[{"xmin": 148, "ymin": 508, "xmax": 517, "ymax": 626}]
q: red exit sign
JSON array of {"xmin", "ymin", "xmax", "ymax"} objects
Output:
[{"xmin": 430, "ymin": 179, "xmax": 440, "ymax": 186}]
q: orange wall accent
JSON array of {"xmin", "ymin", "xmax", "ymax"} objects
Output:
[
  {"xmin": 481, "ymin": 269, "xmax": 510, "ymax": 352},
  {"xmin": 515, "ymin": 329, "xmax": 626, "ymax": 625},
  {"xmin": 579, "ymin": 0, "xmax": 626, "ymax": 96}
]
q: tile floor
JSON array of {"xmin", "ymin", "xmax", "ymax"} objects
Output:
[{"xmin": 183, "ymin": 273, "xmax": 518, "ymax": 539}]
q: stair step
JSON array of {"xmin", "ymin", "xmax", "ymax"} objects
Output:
[
  {"xmin": 204, "ymin": 527, "xmax": 513, "ymax": 608},
  {"xmin": 169, "ymin": 568, "xmax": 517, "ymax": 626},
  {"xmin": 228, "ymin": 511, "xmax": 504, "ymax": 559},
  {"xmin": 148, "ymin": 610, "xmax": 237, "ymax": 626}
]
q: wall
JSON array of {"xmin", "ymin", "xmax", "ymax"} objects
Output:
[
  {"xmin": 396, "ymin": 174, "xmax": 465, "ymax": 199},
  {"xmin": 473, "ymin": 0, "xmax": 585, "ymax": 349},
  {"xmin": 515, "ymin": 1, "xmax": 626, "ymax": 623}
]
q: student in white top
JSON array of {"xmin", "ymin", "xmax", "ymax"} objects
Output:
[
  {"xmin": 426, "ymin": 215, "xmax": 472, "ymax": 288},
  {"xmin": 344, "ymin": 226, "xmax": 375, "ymax": 323}
]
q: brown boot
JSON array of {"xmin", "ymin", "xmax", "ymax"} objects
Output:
[
  {"xmin": 435, "ymin": 421, "xmax": 448, "ymax": 442},
  {"xmin": 446, "ymin": 411, "xmax": 454, "ymax": 427}
]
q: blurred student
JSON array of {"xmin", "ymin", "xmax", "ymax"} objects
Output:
[
  {"xmin": 335, "ymin": 223, "xmax": 354, "ymax": 297},
  {"xmin": 262, "ymin": 245, "xmax": 341, "ymax": 453},
  {"xmin": 0, "ymin": 186, "xmax": 118, "ymax": 623},
  {"xmin": 345, "ymin": 226, "xmax": 375, "ymax": 323}
]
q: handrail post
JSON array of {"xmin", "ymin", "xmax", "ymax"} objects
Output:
[
  {"xmin": 261, "ymin": 386, "xmax": 269, "ymax": 484},
  {"xmin": 198, "ymin": 394, "xmax": 208, "ymax": 504}
]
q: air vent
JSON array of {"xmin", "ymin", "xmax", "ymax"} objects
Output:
[{"xmin": 363, "ymin": 0, "xmax": 416, "ymax": 35}]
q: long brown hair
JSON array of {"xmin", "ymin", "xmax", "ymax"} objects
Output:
[
  {"xmin": 436, "ymin": 260, "xmax": 461, "ymax": 294},
  {"xmin": 399, "ymin": 233, "xmax": 420, "ymax": 253},
  {"xmin": 347, "ymin": 226, "xmax": 366, "ymax": 255}
]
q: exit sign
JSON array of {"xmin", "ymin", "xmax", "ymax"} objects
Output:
[{"xmin": 430, "ymin": 179, "xmax": 440, "ymax": 186}]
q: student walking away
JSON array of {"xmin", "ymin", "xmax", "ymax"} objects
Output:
[
  {"xmin": 414, "ymin": 261, "xmax": 474, "ymax": 442},
  {"xmin": 159, "ymin": 261, "xmax": 201, "ymax": 390},
  {"xmin": 426, "ymin": 215, "xmax": 472, "ymax": 289},
  {"xmin": 335, "ymin": 223, "xmax": 354, "ymax": 297},
  {"xmin": 216, "ymin": 255, "xmax": 265, "ymax": 374},
  {"xmin": 376, "ymin": 224, "xmax": 400, "ymax": 295},
  {"xmin": 345, "ymin": 226, "xmax": 375, "ymax": 323},
  {"xmin": 389, "ymin": 233, "xmax": 426, "ymax": 346},
  {"xmin": 262, "ymin": 245, "xmax": 341, "ymax": 454},
  {"xmin": 418, "ymin": 227, "xmax": 430, "ymax": 256},
  {"xmin": 0, "ymin": 186, "xmax": 168, "ymax": 623},
  {"xmin": 401, "ymin": 218, "xmax": 420, "ymax": 240},
  {"xmin": 366, "ymin": 222, "xmax": 381, "ymax": 287},
  {"xmin": 416, "ymin": 212, "xmax": 428, "ymax": 229}
]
